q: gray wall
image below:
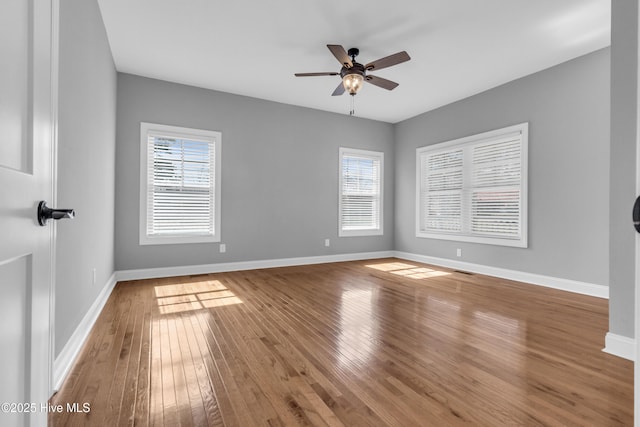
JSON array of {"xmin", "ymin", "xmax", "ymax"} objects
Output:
[
  {"xmin": 56, "ymin": 0, "xmax": 117, "ymax": 356},
  {"xmin": 115, "ymin": 74, "xmax": 395, "ymax": 271},
  {"xmin": 609, "ymin": 0, "xmax": 637, "ymax": 339},
  {"xmin": 395, "ymin": 48, "xmax": 610, "ymax": 287}
]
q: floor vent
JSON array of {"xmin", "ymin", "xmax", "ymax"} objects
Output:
[{"xmin": 454, "ymin": 270, "xmax": 474, "ymax": 275}]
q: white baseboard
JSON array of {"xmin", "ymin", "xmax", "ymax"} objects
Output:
[
  {"xmin": 53, "ymin": 272, "xmax": 118, "ymax": 391},
  {"xmin": 603, "ymin": 332, "xmax": 635, "ymax": 361},
  {"xmin": 116, "ymin": 251, "xmax": 395, "ymax": 281},
  {"xmin": 394, "ymin": 251, "xmax": 609, "ymax": 299}
]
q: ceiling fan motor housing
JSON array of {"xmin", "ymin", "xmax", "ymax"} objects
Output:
[{"xmin": 340, "ymin": 62, "xmax": 365, "ymax": 79}]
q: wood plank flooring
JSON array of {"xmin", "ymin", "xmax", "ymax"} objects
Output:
[{"xmin": 49, "ymin": 258, "xmax": 633, "ymax": 426}]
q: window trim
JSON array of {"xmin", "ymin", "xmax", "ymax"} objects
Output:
[
  {"xmin": 415, "ymin": 123, "xmax": 528, "ymax": 248},
  {"xmin": 339, "ymin": 147, "xmax": 384, "ymax": 237},
  {"xmin": 139, "ymin": 122, "xmax": 222, "ymax": 245}
]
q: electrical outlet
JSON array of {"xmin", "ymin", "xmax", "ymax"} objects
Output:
[
  {"xmin": 456, "ymin": 248, "xmax": 462, "ymax": 257},
  {"xmin": 92, "ymin": 268, "xmax": 97, "ymax": 285},
  {"xmin": 325, "ymin": 239, "xmax": 330, "ymax": 247},
  {"xmin": 220, "ymin": 243, "xmax": 226, "ymax": 253}
]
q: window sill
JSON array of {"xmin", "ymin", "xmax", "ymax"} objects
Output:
[
  {"xmin": 139, "ymin": 234, "xmax": 220, "ymax": 245},
  {"xmin": 339, "ymin": 229, "xmax": 384, "ymax": 237}
]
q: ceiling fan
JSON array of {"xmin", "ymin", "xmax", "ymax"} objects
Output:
[{"xmin": 295, "ymin": 44, "xmax": 411, "ymax": 97}]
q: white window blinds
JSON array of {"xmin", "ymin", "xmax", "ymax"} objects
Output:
[
  {"xmin": 470, "ymin": 136, "xmax": 522, "ymax": 238},
  {"xmin": 339, "ymin": 148, "xmax": 383, "ymax": 236},
  {"xmin": 420, "ymin": 148, "xmax": 463, "ymax": 233},
  {"xmin": 140, "ymin": 123, "xmax": 221, "ymax": 245},
  {"xmin": 417, "ymin": 123, "xmax": 527, "ymax": 247}
]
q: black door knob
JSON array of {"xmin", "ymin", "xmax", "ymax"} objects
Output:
[
  {"xmin": 633, "ymin": 196, "xmax": 640, "ymax": 233},
  {"xmin": 37, "ymin": 201, "xmax": 75, "ymax": 226}
]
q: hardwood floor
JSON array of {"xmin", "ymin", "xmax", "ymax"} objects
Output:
[{"xmin": 50, "ymin": 258, "xmax": 633, "ymax": 426}]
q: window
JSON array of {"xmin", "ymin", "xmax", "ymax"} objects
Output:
[
  {"xmin": 339, "ymin": 148, "xmax": 383, "ymax": 236},
  {"xmin": 416, "ymin": 123, "xmax": 527, "ymax": 247},
  {"xmin": 140, "ymin": 122, "xmax": 221, "ymax": 245}
]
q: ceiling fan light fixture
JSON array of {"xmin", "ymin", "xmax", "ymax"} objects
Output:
[{"xmin": 343, "ymin": 73, "xmax": 364, "ymax": 95}]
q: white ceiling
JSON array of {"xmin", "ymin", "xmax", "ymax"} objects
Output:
[{"xmin": 96, "ymin": 0, "xmax": 610, "ymax": 124}]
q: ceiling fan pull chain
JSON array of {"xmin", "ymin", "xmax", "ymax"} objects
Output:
[{"xmin": 350, "ymin": 95, "xmax": 355, "ymax": 116}]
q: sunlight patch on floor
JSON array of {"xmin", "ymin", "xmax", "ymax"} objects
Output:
[
  {"xmin": 154, "ymin": 279, "xmax": 242, "ymax": 314},
  {"xmin": 338, "ymin": 289, "xmax": 376, "ymax": 368},
  {"xmin": 366, "ymin": 262, "xmax": 417, "ymax": 272},
  {"xmin": 366, "ymin": 262, "xmax": 451, "ymax": 280}
]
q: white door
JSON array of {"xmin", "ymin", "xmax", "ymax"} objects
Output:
[
  {"xmin": 0, "ymin": 0, "xmax": 57, "ymax": 426},
  {"xmin": 636, "ymin": 5, "xmax": 640, "ymax": 426}
]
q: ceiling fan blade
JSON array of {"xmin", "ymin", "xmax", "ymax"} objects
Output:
[
  {"xmin": 365, "ymin": 51, "xmax": 411, "ymax": 71},
  {"xmin": 365, "ymin": 75, "xmax": 399, "ymax": 91},
  {"xmin": 327, "ymin": 44, "xmax": 353, "ymax": 68},
  {"xmin": 295, "ymin": 72, "xmax": 340, "ymax": 77},
  {"xmin": 331, "ymin": 82, "xmax": 345, "ymax": 96}
]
